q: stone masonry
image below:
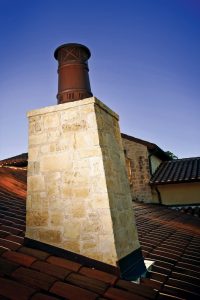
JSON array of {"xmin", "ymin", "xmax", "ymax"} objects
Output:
[
  {"xmin": 26, "ymin": 97, "xmax": 141, "ymax": 266},
  {"xmin": 122, "ymin": 138, "xmax": 152, "ymax": 202}
]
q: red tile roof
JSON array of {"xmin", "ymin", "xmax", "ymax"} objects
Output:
[
  {"xmin": 0, "ymin": 153, "xmax": 28, "ymax": 167},
  {"xmin": 150, "ymin": 157, "xmax": 200, "ymax": 185},
  {"xmin": 0, "ymin": 166, "xmax": 27, "ymax": 199},
  {"xmin": 0, "ymin": 166, "xmax": 200, "ymax": 299}
]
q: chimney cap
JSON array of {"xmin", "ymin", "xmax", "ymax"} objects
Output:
[{"xmin": 54, "ymin": 43, "xmax": 91, "ymax": 60}]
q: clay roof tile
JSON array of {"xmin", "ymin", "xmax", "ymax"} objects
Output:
[{"xmin": 0, "ymin": 166, "xmax": 200, "ymax": 300}]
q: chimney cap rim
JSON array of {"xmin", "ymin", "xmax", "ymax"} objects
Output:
[{"xmin": 54, "ymin": 43, "xmax": 91, "ymax": 60}]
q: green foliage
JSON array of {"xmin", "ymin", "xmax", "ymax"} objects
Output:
[{"xmin": 165, "ymin": 151, "xmax": 178, "ymax": 159}]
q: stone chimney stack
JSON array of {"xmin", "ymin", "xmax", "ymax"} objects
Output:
[
  {"xmin": 25, "ymin": 43, "xmax": 146, "ymax": 280},
  {"xmin": 54, "ymin": 43, "xmax": 93, "ymax": 104}
]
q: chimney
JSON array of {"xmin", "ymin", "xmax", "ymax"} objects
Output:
[
  {"xmin": 25, "ymin": 43, "xmax": 146, "ymax": 281},
  {"xmin": 54, "ymin": 43, "xmax": 93, "ymax": 104}
]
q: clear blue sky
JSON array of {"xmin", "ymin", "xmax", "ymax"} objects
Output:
[{"xmin": 0, "ymin": 0, "xmax": 199, "ymax": 159}]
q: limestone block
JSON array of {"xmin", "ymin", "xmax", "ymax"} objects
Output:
[
  {"xmin": 43, "ymin": 112, "xmax": 60, "ymax": 129},
  {"xmin": 29, "ymin": 133, "xmax": 47, "ymax": 146},
  {"xmin": 25, "ymin": 228, "xmax": 39, "ymax": 240},
  {"xmin": 71, "ymin": 201, "xmax": 87, "ymax": 218},
  {"xmin": 61, "ymin": 187, "xmax": 73, "ymax": 199},
  {"xmin": 26, "ymin": 210, "xmax": 48, "ymax": 226},
  {"xmin": 29, "ymin": 116, "xmax": 44, "ymax": 134},
  {"xmin": 46, "ymin": 181, "xmax": 60, "ymax": 198},
  {"xmin": 47, "ymin": 129, "xmax": 61, "ymax": 142},
  {"xmin": 28, "ymin": 146, "xmax": 39, "ymax": 161},
  {"xmin": 73, "ymin": 188, "xmax": 90, "ymax": 199},
  {"xmin": 99, "ymin": 209, "xmax": 114, "ymax": 234},
  {"xmin": 62, "ymin": 240, "xmax": 80, "ymax": 253},
  {"xmin": 82, "ymin": 218, "xmax": 101, "ymax": 234},
  {"xmin": 26, "ymin": 97, "xmax": 142, "ymax": 271},
  {"xmin": 81, "ymin": 239, "xmax": 97, "ymax": 251},
  {"xmin": 39, "ymin": 229, "xmax": 62, "ymax": 244},
  {"xmin": 48, "ymin": 197, "xmax": 65, "ymax": 210},
  {"xmin": 41, "ymin": 144, "xmax": 50, "ymax": 154},
  {"xmin": 27, "ymin": 175, "xmax": 45, "ymax": 192},
  {"xmin": 50, "ymin": 210, "xmax": 64, "ymax": 226},
  {"xmin": 30, "ymin": 193, "xmax": 42, "ymax": 210},
  {"xmin": 62, "ymin": 119, "xmax": 87, "ymax": 132},
  {"xmin": 40, "ymin": 153, "xmax": 72, "ymax": 172},
  {"xmin": 89, "ymin": 194, "xmax": 110, "ymax": 209},
  {"xmin": 64, "ymin": 222, "xmax": 81, "ymax": 239},
  {"xmin": 60, "ymin": 108, "xmax": 80, "ymax": 122},
  {"xmin": 28, "ymin": 162, "xmax": 40, "ymax": 175}
]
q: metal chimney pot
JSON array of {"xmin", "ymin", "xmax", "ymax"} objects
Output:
[{"xmin": 54, "ymin": 43, "xmax": 93, "ymax": 104}]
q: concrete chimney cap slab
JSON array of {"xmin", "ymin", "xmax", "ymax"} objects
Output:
[{"xmin": 54, "ymin": 43, "xmax": 91, "ymax": 60}]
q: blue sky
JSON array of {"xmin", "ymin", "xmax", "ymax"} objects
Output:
[{"xmin": 0, "ymin": 0, "xmax": 200, "ymax": 159}]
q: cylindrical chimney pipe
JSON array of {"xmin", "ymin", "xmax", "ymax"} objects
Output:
[{"xmin": 54, "ymin": 43, "xmax": 93, "ymax": 104}]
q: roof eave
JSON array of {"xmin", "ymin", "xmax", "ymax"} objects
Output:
[{"xmin": 150, "ymin": 179, "xmax": 200, "ymax": 186}]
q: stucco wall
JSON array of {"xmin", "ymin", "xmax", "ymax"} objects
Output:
[
  {"xmin": 150, "ymin": 155, "xmax": 162, "ymax": 174},
  {"xmin": 152, "ymin": 182, "xmax": 200, "ymax": 205},
  {"xmin": 122, "ymin": 138, "xmax": 152, "ymax": 202}
]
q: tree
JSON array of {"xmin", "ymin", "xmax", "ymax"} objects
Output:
[{"xmin": 165, "ymin": 151, "xmax": 178, "ymax": 159}]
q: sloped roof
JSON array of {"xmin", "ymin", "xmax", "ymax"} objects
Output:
[
  {"xmin": 0, "ymin": 166, "xmax": 200, "ymax": 299},
  {"xmin": 0, "ymin": 166, "xmax": 27, "ymax": 199},
  {"xmin": 150, "ymin": 157, "xmax": 200, "ymax": 185},
  {"xmin": 0, "ymin": 153, "xmax": 28, "ymax": 167},
  {"xmin": 121, "ymin": 133, "xmax": 171, "ymax": 161}
]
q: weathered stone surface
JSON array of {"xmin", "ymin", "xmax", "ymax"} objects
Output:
[
  {"xmin": 122, "ymin": 138, "xmax": 153, "ymax": 202},
  {"xmin": 26, "ymin": 211, "xmax": 48, "ymax": 226},
  {"xmin": 39, "ymin": 229, "xmax": 62, "ymax": 243},
  {"xmin": 26, "ymin": 97, "xmax": 141, "ymax": 265},
  {"xmin": 50, "ymin": 210, "xmax": 64, "ymax": 226},
  {"xmin": 27, "ymin": 175, "xmax": 45, "ymax": 192},
  {"xmin": 43, "ymin": 112, "xmax": 60, "ymax": 129},
  {"xmin": 40, "ymin": 153, "xmax": 72, "ymax": 172}
]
